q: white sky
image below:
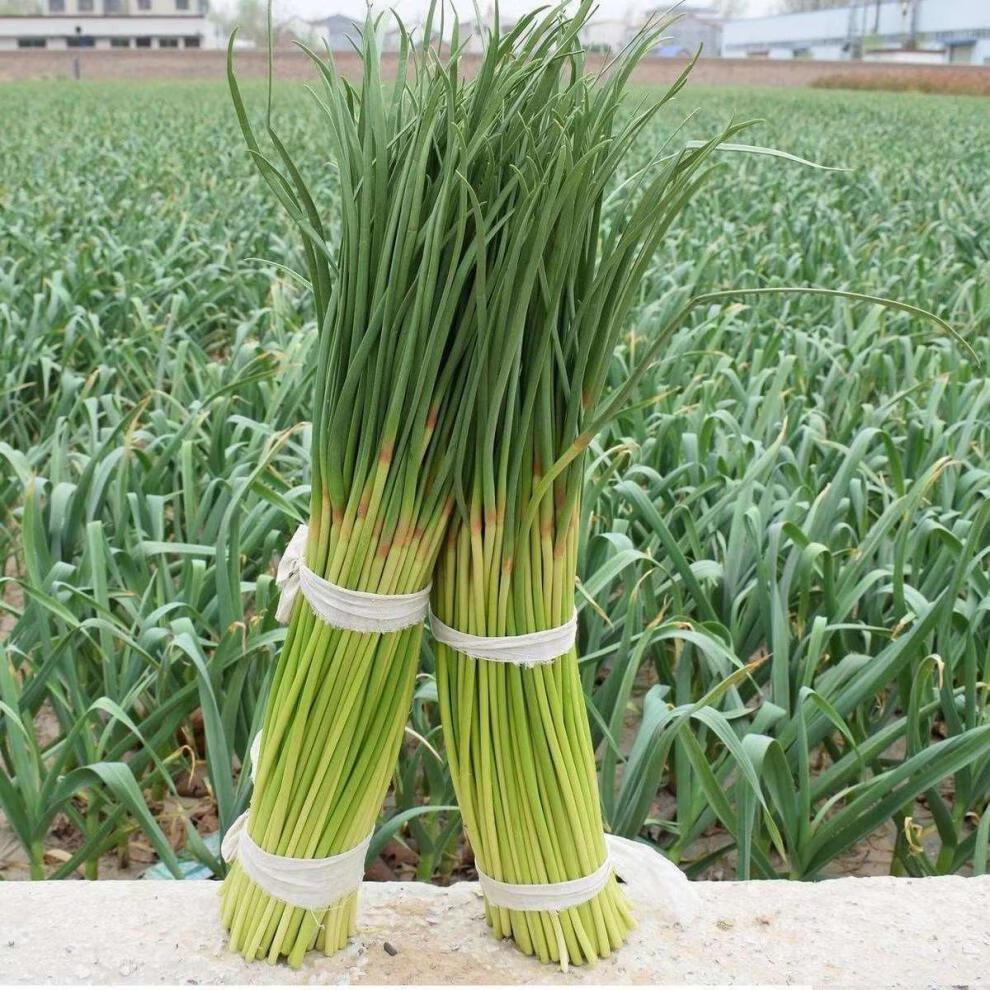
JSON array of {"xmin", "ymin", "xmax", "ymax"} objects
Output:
[{"xmin": 240, "ymin": 0, "xmax": 779, "ymax": 26}]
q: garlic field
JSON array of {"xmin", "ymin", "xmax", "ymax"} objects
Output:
[{"xmin": 1, "ymin": 80, "xmax": 988, "ymax": 883}]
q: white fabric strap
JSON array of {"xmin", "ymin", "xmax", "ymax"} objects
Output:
[
  {"xmin": 477, "ymin": 834, "xmax": 699, "ymax": 923},
  {"xmin": 276, "ymin": 524, "xmax": 431, "ymax": 632},
  {"xmin": 478, "ymin": 851, "xmax": 612, "ymax": 911},
  {"xmin": 429, "ymin": 610, "xmax": 578, "ymax": 666},
  {"xmin": 223, "ymin": 732, "xmax": 371, "ymax": 911},
  {"xmin": 221, "ymin": 812, "xmax": 372, "ymax": 911}
]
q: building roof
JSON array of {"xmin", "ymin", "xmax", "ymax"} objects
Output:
[
  {"xmin": 724, "ymin": 0, "xmax": 990, "ymax": 49},
  {"xmin": 306, "ymin": 13, "xmax": 361, "ymax": 28}
]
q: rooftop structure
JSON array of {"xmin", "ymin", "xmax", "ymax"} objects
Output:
[{"xmin": 722, "ymin": 0, "xmax": 990, "ymax": 64}]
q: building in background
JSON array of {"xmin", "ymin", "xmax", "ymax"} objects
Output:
[
  {"xmin": 651, "ymin": 3, "xmax": 721, "ymax": 58},
  {"xmin": 304, "ymin": 13, "xmax": 361, "ymax": 52},
  {"xmin": 577, "ymin": 3, "xmax": 722, "ymax": 57},
  {"xmin": 301, "ymin": 12, "xmax": 454, "ymax": 54},
  {"xmin": 579, "ymin": 12, "xmax": 629, "ymax": 53},
  {"xmin": 286, "ymin": 4, "xmax": 725, "ymax": 60},
  {"xmin": 722, "ymin": 0, "xmax": 990, "ymax": 65},
  {"xmin": 0, "ymin": 0, "xmax": 216, "ymax": 49}
]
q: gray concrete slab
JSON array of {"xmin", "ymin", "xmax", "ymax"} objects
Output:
[{"xmin": 0, "ymin": 876, "xmax": 988, "ymax": 986}]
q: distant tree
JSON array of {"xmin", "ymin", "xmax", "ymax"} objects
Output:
[
  {"xmin": 211, "ymin": 0, "xmax": 265, "ymax": 45},
  {"xmin": 0, "ymin": 0, "xmax": 41, "ymax": 12},
  {"xmin": 210, "ymin": 0, "xmax": 302, "ymax": 47}
]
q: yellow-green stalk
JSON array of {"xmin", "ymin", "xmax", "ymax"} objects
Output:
[
  {"xmin": 220, "ymin": 8, "xmax": 475, "ymax": 964},
  {"xmin": 431, "ymin": 3, "xmax": 745, "ymax": 965}
]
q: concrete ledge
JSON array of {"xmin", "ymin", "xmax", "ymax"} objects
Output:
[{"xmin": 1, "ymin": 876, "xmax": 988, "ymax": 985}]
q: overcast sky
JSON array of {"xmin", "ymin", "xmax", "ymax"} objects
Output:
[{"xmin": 247, "ymin": 0, "xmax": 779, "ymax": 26}]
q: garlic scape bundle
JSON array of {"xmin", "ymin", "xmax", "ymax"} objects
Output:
[
  {"xmin": 221, "ymin": 14, "xmax": 478, "ymax": 966},
  {"xmin": 430, "ymin": 2, "xmax": 740, "ymax": 968},
  {"xmin": 219, "ymin": 1, "xmax": 687, "ymax": 965}
]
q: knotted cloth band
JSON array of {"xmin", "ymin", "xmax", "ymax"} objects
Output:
[
  {"xmin": 429, "ymin": 610, "xmax": 578, "ymax": 666},
  {"xmin": 221, "ymin": 812, "xmax": 372, "ymax": 911},
  {"xmin": 477, "ymin": 850, "xmax": 612, "ymax": 912},
  {"xmin": 276, "ymin": 524, "xmax": 431, "ymax": 632},
  {"xmin": 222, "ymin": 732, "xmax": 372, "ymax": 911},
  {"xmin": 477, "ymin": 833, "xmax": 700, "ymax": 922}
]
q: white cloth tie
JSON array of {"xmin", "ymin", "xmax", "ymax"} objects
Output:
[
  {"xmin": 223, "ymin": 731, "xmax": 372, "ymax": 911},
  {"xmin": 429, "ymin": 610, "xmax": 578, "ymax": 666},
  {"xmin": 276, "ymin": 524, "xmax": 431, "ymax": 632},
  {"xmin": 477, "ymin": 851, "xmax": 612, "ymax": 912},
  {"xmin": 221, "ymin": 812, "xmax": 372, "ymax": 911},
  {"xmin": 477, "ymin": 833, "xmax": 699, "ymax": 923}
]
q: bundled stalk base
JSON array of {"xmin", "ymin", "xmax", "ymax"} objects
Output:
[
  {"xmin": 425, "ymin": 0, "xmax": 723, "ymax": 968},
  {"xmin": 435, "ymin": 517, "xmax": 635, "ymax": 965},
  {"xmin": 220, "ymin": 505, "xmax": 448, "ymax": 965},
  {"xmin": 221, "ymin": 0, "xmax": 523, "ymax": 962}
]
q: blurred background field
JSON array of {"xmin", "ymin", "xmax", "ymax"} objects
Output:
[{"xmin": 1, "ymin": 79, "xmax": 988, "ymax": 885}]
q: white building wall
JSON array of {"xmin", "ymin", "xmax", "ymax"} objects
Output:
[
  {"xmin": 0, "ymin": 14, "xmax": 216, "ymax": 47},
  {"xmin": 44, "ymin": 0, "xmax": 206, "ymax": 13},
  {"xmin": 863, "ymin": 48, "xmax": 945, "ymax": 64},
  {"xmin": 723, "ymin": 1, "xmax": 990, "ymax": 61},
  {"xmin": 855, "ymin": 0, "xmax": 989, "ymax": 38},
  {"xmin": 580, "ymin": 17, "xmax": 631, "ymax": 53},
  {"xmin": 810, "ymin": 44, "xmax": 845, "ymax": 61},
  {"xmin": 722, "ymin": 8, "xmax": 849, "ymax": 53},
  {"xmin": 916, "ymin": 0, "xmax": 988, "ymax": 35}
]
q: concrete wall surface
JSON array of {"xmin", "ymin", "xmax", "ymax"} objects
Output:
[
  {"xmin": 3, "ymin": 49, "xmax": 990, "ymax": 91},
  {"xmin": 1, "ymin": 875, "xmax": 988, "ymax": 985}
]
